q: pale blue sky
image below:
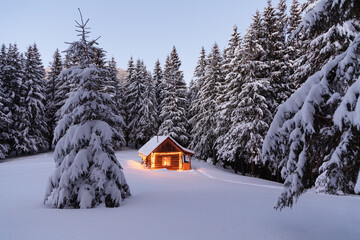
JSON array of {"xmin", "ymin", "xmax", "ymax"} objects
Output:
[{"xmin": 0, "ymin": 0, "xmax": 304, "ymax": 83}]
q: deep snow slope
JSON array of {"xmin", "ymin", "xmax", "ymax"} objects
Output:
[{"xmin": 0, "ymin": 149, "xmax": 359, "ymax": 240}]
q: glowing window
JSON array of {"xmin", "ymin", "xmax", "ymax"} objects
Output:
[{"xmin": 162, "ymin": 156, "xmax": 171, "ymax": 166}]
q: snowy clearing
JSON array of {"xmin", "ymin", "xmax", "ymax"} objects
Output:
[{"xmin": 0, "ymin": 149, "xmax": 359, "ymax": 240}]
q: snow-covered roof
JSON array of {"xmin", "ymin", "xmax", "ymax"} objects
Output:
[{"xmin": 138, "ymin": 136, "xmax": 194, "ymax": 156}]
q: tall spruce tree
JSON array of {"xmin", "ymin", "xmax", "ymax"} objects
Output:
[
  {"xmin": 263, "ymin": 0, "xmax": 360, "ymax": 209},
  {"xmin": 54, "ymin": 56, "xmax": 74, "ymax": 127},
  {"xmin": 135, "ymin": 66, "xmax": 158, "ymax": 145},
  {"xmin": 190, "ymin": 43, "xmax": 224, "ymax": 163},
  {"xmin": 221, "ymin": 26, "xmax": 241, "ymax": 78},
  {"xmin": 126, "ymin": 59, "xmax": 146, "ymax": 148},
  {"xmin": 127, "ymin": 60, "xmax": 158, "ymax": 147},
  {"xmin": 158, "ymin": 47, "xmax": 188, "ymax": 146},
  {"xmin": 214, "ymin": 27, "xmax": 243, "ymax": 163},
  {"xmin": 44, "ymin": 11, "xmax": 130, "ymax": 209},
  {"xmin": 45, "ymin": 49, "xmax": 63, "ymax": 150},
  {"xmin": 0, "ymin": 44, "xmax": 11, "ymax": 158},
  {"xmin": 262, "ymin": 0, "xmax": 292, "ymax": 114},
  {"xmin": 217, "ymin": 11, "xmax": 270, "ymax": 174},
  {"xmin": 22, "ymin": 44, "xmax": 48, "ymax": 153},
  {"xmin": 188, "ymin": 47, "xmax": 207, "ymax": 129},
  {"xmin": 106, "ymin": 57, "xmax": 126, "ymax": 149},
  {"xmin": 122, "ymin": 56, "xmax": 135, "ymax": 146},
  {"xmin": 4, "ymin": 44, "xmax": 27, "ymax": 155},
  {"xmin": 153, "ymin": 59, "xmax": 163, "ymax": 119},
  {"xmin": 288, "ymin": 0, "xmax": 304, "ymax": 88}
]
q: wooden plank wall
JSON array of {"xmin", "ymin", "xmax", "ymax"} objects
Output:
[{"xmin": 154, "ymin": 154, "xmax": 179, "ymax": 170}]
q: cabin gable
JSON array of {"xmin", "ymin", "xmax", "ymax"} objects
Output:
[{"xmin": 153, "ymin": 138, "xmax": 183, "ymax": 153}]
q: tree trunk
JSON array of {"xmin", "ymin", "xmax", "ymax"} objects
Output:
[
  {"xmin": 212, "ymin": 148, "xmax": 217, "ymax": 165},
  {"xmin": 251, "ymin": 161, "xmax": 255, "ymax": 176},
  {"xmin": 241, "ymin": 157, "xmax": 245, "ymax": 176}
]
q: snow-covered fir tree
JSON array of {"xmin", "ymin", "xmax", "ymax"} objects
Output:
[
  {"xmin": 287, "ymin": 0, "xmax": 304, "ymax": 88},
  {"xmin": 217, "ymin": 11, "xmax": 270, "ymax": 174},
  {"xmin": 263, "ymin": 0, "xmax": 360, "ymax": 209},
  {"xmin": 214, "ymin": 27, "xmax": 243, "ymax": 162},
  {"xmin": 93, "ymin": 48, "xmax": 106, "ymax": 68},
  {"xmin": 135, "ymin": 66, "xmax": 158, "ymax": 145},
  {"xmin": 188, "ymin": 47, "xmax": 207, "ymax": 128},
  {"xmin": 274, "ymin": 0, "xmax": 293, "ymax": 106},
  {"xmin": 45, "ymin": 49, "xmax": 63, "ymax": 150},
  {"xmin": 44, "ymin": 12, "xmax": 130, "ymax": 209},
  {"xmin": 106, "ymin": 57, "xmax": 125, "ymax": 149},
  {"xmin": 126, "ymin": 59, "xmax": 146, "ymax": 148},
  {"xmin": 288, "ymin": 0, "xmax": 303, "ymax": 50},
  {"xmin": 190, "ymin": 43, "xmax": 224, "ymax": 163},
  {"xmin": 22, "ymin": 44, "xmax": 48, "ymax": 153},
  {"xmin": 152, "ymin": 59, "xmax": 163, "ymax": 118},
  {"xmin": 158, "ymin": 55, "xmax": 170, "ymax": 126},
  {"xmin": 54, "ymin": 60, "xmax": 73, "ymax": 126},
  {"xmin": 127, "ymin": 60, "xmax": 158, "ymax": 147},
  {"xmin": 3, "ymin": 44, "xmax": 28, "ymax": 155},
  {"xmin": 288, "ymin": 0, "xmax": 302, "ymax": 36},
  {"xmin": 158, "ymin": 47, "xmax": 188, "ymax": 146},
  {"xmin": 122, "ymin": 56, "xmax": 135, "ymax": 146},
  {"xmin": 0, "ymin": 44, "xmax": 12, "ymax": 159},
  {"xmin": 221, "ymin": 26, "xmax": 241, "ymax": 79},
  {"xmin": 107, "ymin": 57, "xmax": 121, "ymax": 110},
  {"xmin": 262, "ymin": 0, "xmax": 292, "ymax": 114}
]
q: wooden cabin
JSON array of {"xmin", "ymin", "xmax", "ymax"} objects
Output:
[{"xmin": 138, "ymin": 136, "xmax": 194, "ymax": 170}]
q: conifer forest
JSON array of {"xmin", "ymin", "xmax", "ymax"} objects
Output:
[{"xmin": 1, "ymin": 0, "xmax": 360, "ymax": 211}]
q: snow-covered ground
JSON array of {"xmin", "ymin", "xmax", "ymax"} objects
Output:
[{"xmin": 0, "ymin": 149, "xmax": 359, "ymax": 240}]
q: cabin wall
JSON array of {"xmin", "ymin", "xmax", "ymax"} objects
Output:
[
  {"xmin": 154, "ymin": 154, "xmax": 180, "ymax": 170},
  {"xmin": 145, "ymin": 156, "xmax": 151, "ymax": 168}
]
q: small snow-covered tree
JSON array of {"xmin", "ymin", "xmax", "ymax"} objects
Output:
[
  {"xmin": 44, "ymin": 11, "xmax": 130, "ymax": 209},
  {"xmin": 158, "ymin": 47, "xmax": 188, "ymax": 146},
  {"xmin": 45, "ymin": 49, "xmax": 63, "ymax": 150},
  {"xmin": 262, "ymin": 0, "xmax": 360, "ymax": 209}
]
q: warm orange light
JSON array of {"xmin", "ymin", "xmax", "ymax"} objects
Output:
[
  {"xmin": 179, "ymin": 153, "xmax": 183, "ymax": 170},
  {"xmin": 139, "ymin": 153, "xmax": 146, "ymax": 164},
  {"xmin": 151, "ymin": 153, "xmax": 155, "ymax": 169},
  {"xmin": 154, "ymin": 152, "xmax": 182, "ymax": 170},
  {"xmin": 153, "ymin": 152, "xmax": 182, "ymax": 155},
  {"xmin": 162, "ymin": 156, "xmax": 171, "ymax": 166},
  {"xmin": 141, "ymin": 152, "xmax": 189, "ymax": 170}
]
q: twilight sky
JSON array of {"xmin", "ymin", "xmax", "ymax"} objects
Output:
[{"xmin": 0, "ymin": 0, "xmax": 305, "ymax": 83}]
